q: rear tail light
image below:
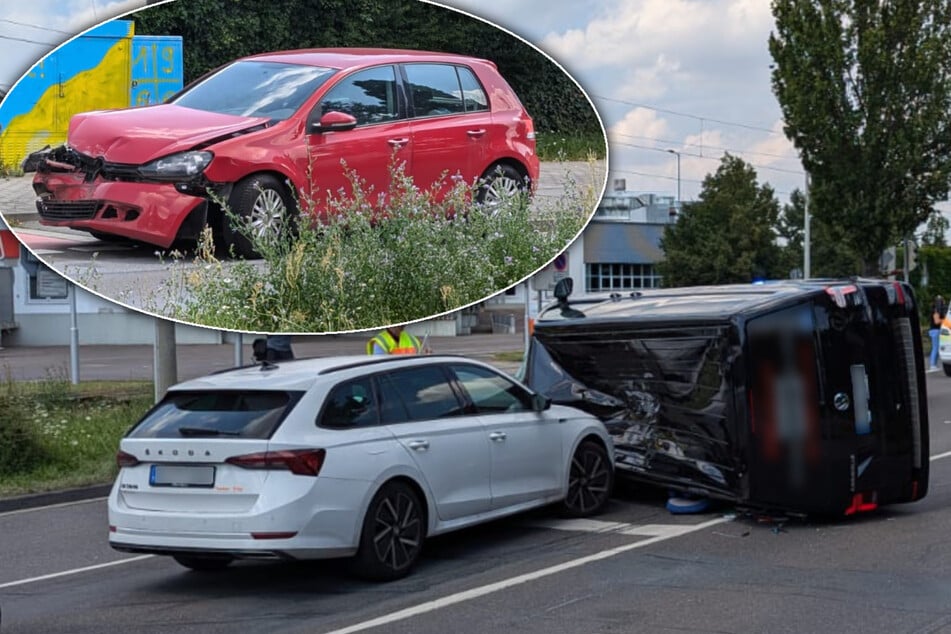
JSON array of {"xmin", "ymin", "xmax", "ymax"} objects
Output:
[
  {"xmin": 892, "ymin": 281, "xmax": 906, "ymax": 305},
  {"xmin": 844, "ymin": 492, "xmax": 878, "ymax": 515},
  {"xmin": 225, "ymin": 449, "xmax": 326, "ymax": 476},
  {"xmin": 251, "ymin": 531, "xmax": 298, "ymax": 540},
  {"xmin": 116, "ymin": 450, "xmax": 140, "ymax": 468}
]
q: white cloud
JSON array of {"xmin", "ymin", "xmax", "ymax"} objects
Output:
[
  {"xmin": 0, "ymin": 0, "xmax": 145, "ymax": 88},
  {"xmin": 609, "ymin": 107, "xmax": 671, "ymax": 143},
  {"xmin": 613, "ymin": 54, "xmax": 681, "ymax": 102}
]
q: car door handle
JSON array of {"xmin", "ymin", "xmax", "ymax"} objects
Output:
[
  {"xmin": 467, "ymin": 129, "xmax": 487, "ymax": 138},
  {"xmin": 388, "ymin": 137, "xmax": 410, "ymax": 148},
  {"xmin": 406, "ymin": 440, "xmax": 429, "ymax": 451},
  {"xmin": 489, "ymin": 431, "xmax": 507, "ymax": 442}
]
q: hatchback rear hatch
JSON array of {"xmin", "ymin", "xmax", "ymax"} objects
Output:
[{"xmin": 116, "ymin": 389, "xmax": 306, "ymax": 513}]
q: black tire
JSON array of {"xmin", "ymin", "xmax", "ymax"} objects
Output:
[
  {"xmin": 352, "ymin": 481, "xmax": 425, "ymax": 581},
  {"xmin": 475, "ymin": 163, "xmax": 528, "ymax": 210},
  {"xmin": 172, "ymin": 555, "xmax": 233, "ymax": 571},
  {"xmin": 943, "ymin": 363, "xmax": 951, "ymax": 377},
  {"xmin": 223, "ymin": 173, "xmax": 296, "ymax": 259},
  {"xmin": 563, "ymin": 440, "xmax": 613, "ymax": 517}
]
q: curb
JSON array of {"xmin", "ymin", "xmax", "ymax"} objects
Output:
[{"xmin": 0, "ymin": 483, "xmax": 112, "ymax": 514}]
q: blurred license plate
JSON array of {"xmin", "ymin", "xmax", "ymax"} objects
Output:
[{"xmin": 149, "ymin": 465, "xmax": 215, "ymax": 488}]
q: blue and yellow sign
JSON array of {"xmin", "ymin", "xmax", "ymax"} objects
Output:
[{"xmin": 0, "ymin": 20, "xmax": 183, "ymax": 168}]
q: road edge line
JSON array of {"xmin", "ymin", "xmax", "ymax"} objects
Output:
[{"xmin": 0, "ymin": 555, "xmax": 153, "ymax": 590}]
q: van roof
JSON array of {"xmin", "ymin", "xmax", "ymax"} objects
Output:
[{"xmin": 537, "ymin": 279, "xmax": 904, "ymax": 324}]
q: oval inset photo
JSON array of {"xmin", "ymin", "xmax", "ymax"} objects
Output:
[{"xmin": 0, "ymin": 0, "xmax": 607, "ymax": 333}]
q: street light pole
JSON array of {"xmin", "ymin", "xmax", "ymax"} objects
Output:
[{"xmin": 666, "ymin": 149, "xmax": 681, "ymax": 203}]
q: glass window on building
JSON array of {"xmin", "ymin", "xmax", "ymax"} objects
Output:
[
  {"xmin": 585, "ymin": 262, "xmax": 662, "ymax": 292},
  {"xmin": 19, "ymin": 250, "xmax": 69, "ymax": 302}
]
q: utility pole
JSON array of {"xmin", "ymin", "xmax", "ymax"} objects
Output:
[
  {"xmin": 666, "ymin": 149, "xmax": 682, "ymax": 203},
  {"xmin": 69, "ymin": 283, "xmax": 79, "ymax": 385},
  {"xmin": 804, "ymin": 171, "xmax": 811, "ymax": 279},
  {"xmin": 153, "ymin": 318, "xmax": 178, "ymax": 403}
]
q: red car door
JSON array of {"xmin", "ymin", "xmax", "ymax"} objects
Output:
[
  {"xmin": 305, "ymin": 65, "xmax": 411, "ymax": 213},
  {"xmin": 402, "ymin": 63, "xmax": 492, "ymax": 198}
]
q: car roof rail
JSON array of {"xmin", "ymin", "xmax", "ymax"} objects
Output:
[{"xmin": 317, "ymin": 354, "xmax": 471, "ymax": 376}]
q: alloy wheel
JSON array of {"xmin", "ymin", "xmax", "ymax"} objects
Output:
[
  {"xmin": 248, "ymin": 188, "xmax": 287, "ymax": 239},
  {"xmin": 371, "ymin": 490, "xmax": 422, "ymax": 572},
  {"xmin": 565, "ymin": 443, "xmax": 612, "ymax": 516}
]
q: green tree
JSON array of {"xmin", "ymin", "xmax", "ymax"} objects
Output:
[
  {"xmin": 769, "ymin": 0, "xmax": 951, "ymax": 275},
  {"xmin": 776, "ymin": 187, "xmax": 864, "ymax": 276},
  {"xmin": 133, "ymin": 0, "xmax": 600, "ymax": 135},
  {"xmin": 921, "ymin": 213, "xmax": 949, "ymax": 247},
  {"xmin": 659, "ymin": 154, "xmax": 784, "ymax": 287}
]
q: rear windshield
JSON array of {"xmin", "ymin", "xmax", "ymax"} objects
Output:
[
  {"xmin": 173, "ymin": 60, "xmax": 336, "ymax": 121},
  {"xmin": 127, "ymin": 390, "xmax": 304, "ymax": 439}
]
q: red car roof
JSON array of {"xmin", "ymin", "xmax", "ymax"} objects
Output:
[{"xmin": 243, "ymin": 48, "xmax": 494, "ymax": 70}]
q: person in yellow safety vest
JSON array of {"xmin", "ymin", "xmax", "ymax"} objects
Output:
[{"xmin": 367, "ymin": 326, "xmax": 424, "ymax": 355}]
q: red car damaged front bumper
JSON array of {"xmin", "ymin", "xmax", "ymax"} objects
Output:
[{"xmin": 33, "ymin": 172, "xmax": 208, "ymax": 248}]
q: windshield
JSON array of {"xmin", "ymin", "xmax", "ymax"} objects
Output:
[
  {"xmin": 172, "ymin": 61, "xmax": 336, "ymax": 121},
  {"xmin": 127, "ymin": 390, "xmax": 304, "ymax": 439}
]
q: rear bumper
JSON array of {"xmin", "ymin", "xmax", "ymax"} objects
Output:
[
  {"xmin": 107, "ymin": 477, "xmax": 369, "ymax": 559},
  {"xmin": 110, "ymin": 538, "xmax": 355, "ymax": 561},
  {"xmin": 33, "ymin": 173, "xmax": 206, "ymax": 248}
]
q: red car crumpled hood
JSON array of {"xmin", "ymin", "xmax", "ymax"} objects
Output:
[{"xmin": 66, "ymin": 104, "xmax": 271, "ymax": 164}]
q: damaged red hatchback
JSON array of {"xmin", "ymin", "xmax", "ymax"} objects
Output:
[{"xmin": 31, "ymin": 48, "xmax": 539, "ymax": 257}]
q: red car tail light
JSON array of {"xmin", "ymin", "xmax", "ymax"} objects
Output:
[
  {"xmin": 844, "ymin": 492, "xmax": 879, "ymax": 516},
  {"xmin": 251, "ymin": 531, "xmax": 298, "ymax": 540},
  {"xmin": 225, "ymin": 449, "xmax": 326, "ymax": 476},
  {"xmin": 116, "ymin": 450, "xmax": 140, "ymax": 468}
]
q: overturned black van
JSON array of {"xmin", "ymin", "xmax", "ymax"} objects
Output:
[{"xmin": 524, "ymin": 279, "xmax": 929, "ymax": 516}]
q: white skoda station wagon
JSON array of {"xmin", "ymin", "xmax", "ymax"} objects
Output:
[{"xmin": 108, "ymin": 355, "xmax": 614, "ymax": 580}]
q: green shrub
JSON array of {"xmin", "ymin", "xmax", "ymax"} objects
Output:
[
  {"xmin": 0, "ymin": 395, "xmax": 53, "ymax": 477},
  {"xmin": 0, "ymin": 378, "xmax": 153, "ymax": 494},
  {"xmin": 158, "ymin": 161, "xmax": 596, "ymax": 332}
]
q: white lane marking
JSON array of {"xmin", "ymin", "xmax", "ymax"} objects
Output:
[
  {"xmin": 620, "ymin": 523, "xmax": 700, "ymax": 538},
  {"xmin": 0, "ymin": 496, "xmax": 108, "ymax": 519},
  {"xmin": 930, "ymin": 450, "xmax": 951, "ymax": 462},
  {"xmin": 321, "ymin": 516, "xmax": 729, "ymax": 634},
  {"xmin": 524, "ymin": 518, "xmax": 630, "ymax": 533},
  {"xmin": 0, "ymin": 555, "xmax": 153, "ymax": 590}
]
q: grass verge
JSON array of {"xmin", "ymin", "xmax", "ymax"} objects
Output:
[
  {"xmin": 0, "ymin": 378, "xmax": 153, "ymax": 497},
  {"xmin": 535, "ymin": 131, "xmax": 607, "ymax": 161}
]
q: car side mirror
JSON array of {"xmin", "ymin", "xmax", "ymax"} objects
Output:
[
  {"xmin": 310, "ymin": 110, "xmax": 358, "ymax": 134},
  {"xmin": 553, "ymin": 277, "xmax": 573, "ymax": 301},
  {"xmin": 552, "ymin": 276, "xmax": 586, "ymax": 319},
  {"xmin": 531, "ymin": 393, "xmax": 551, "ymax": 412}
]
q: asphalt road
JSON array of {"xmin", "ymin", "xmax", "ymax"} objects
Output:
[
  {"xmin": 0, "ymin": 160, "xmax": 606, "ymax": 319},
  {"xmin": 2, "ymin": 373, "xmax": 951, "ymax": 633}
]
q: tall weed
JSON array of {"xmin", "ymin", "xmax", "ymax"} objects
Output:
[{"xmin": 163, "ymin": 161, "xmax": 594, "ymax": 332}]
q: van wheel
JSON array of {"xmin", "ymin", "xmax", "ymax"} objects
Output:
[
  {"xmin": 476, "ymin": 164, "xmax": 528, "ymax": 211},
  {"xmin": 352, "ymin": 481, "xmax": 424, "ymax": 581},
  {"xmin": 943, "ymin": 363, "xmax": 951, "ymax": 377},
  {"xmin": 563, "ymin": 441, "xmax": 613, "ymax": 517},
  {"xmin": 172, "ymin": 555, "xmax": 233, "ymax": 571},
  {"xmin": 223, "ymin": 174, "xmax": 296, "ymax": 258}
]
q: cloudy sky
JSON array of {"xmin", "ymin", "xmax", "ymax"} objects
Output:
[
  {"xmin": 0, "ymin": 0, "xmax": 146, "ymax": 93},
  {"xmin": 440, "ymin": 0, "xmax": 814, "ymax": 206},
  {"xmin": 1, "ymin": 0, "xmax": 947, "ymax": 218}
]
